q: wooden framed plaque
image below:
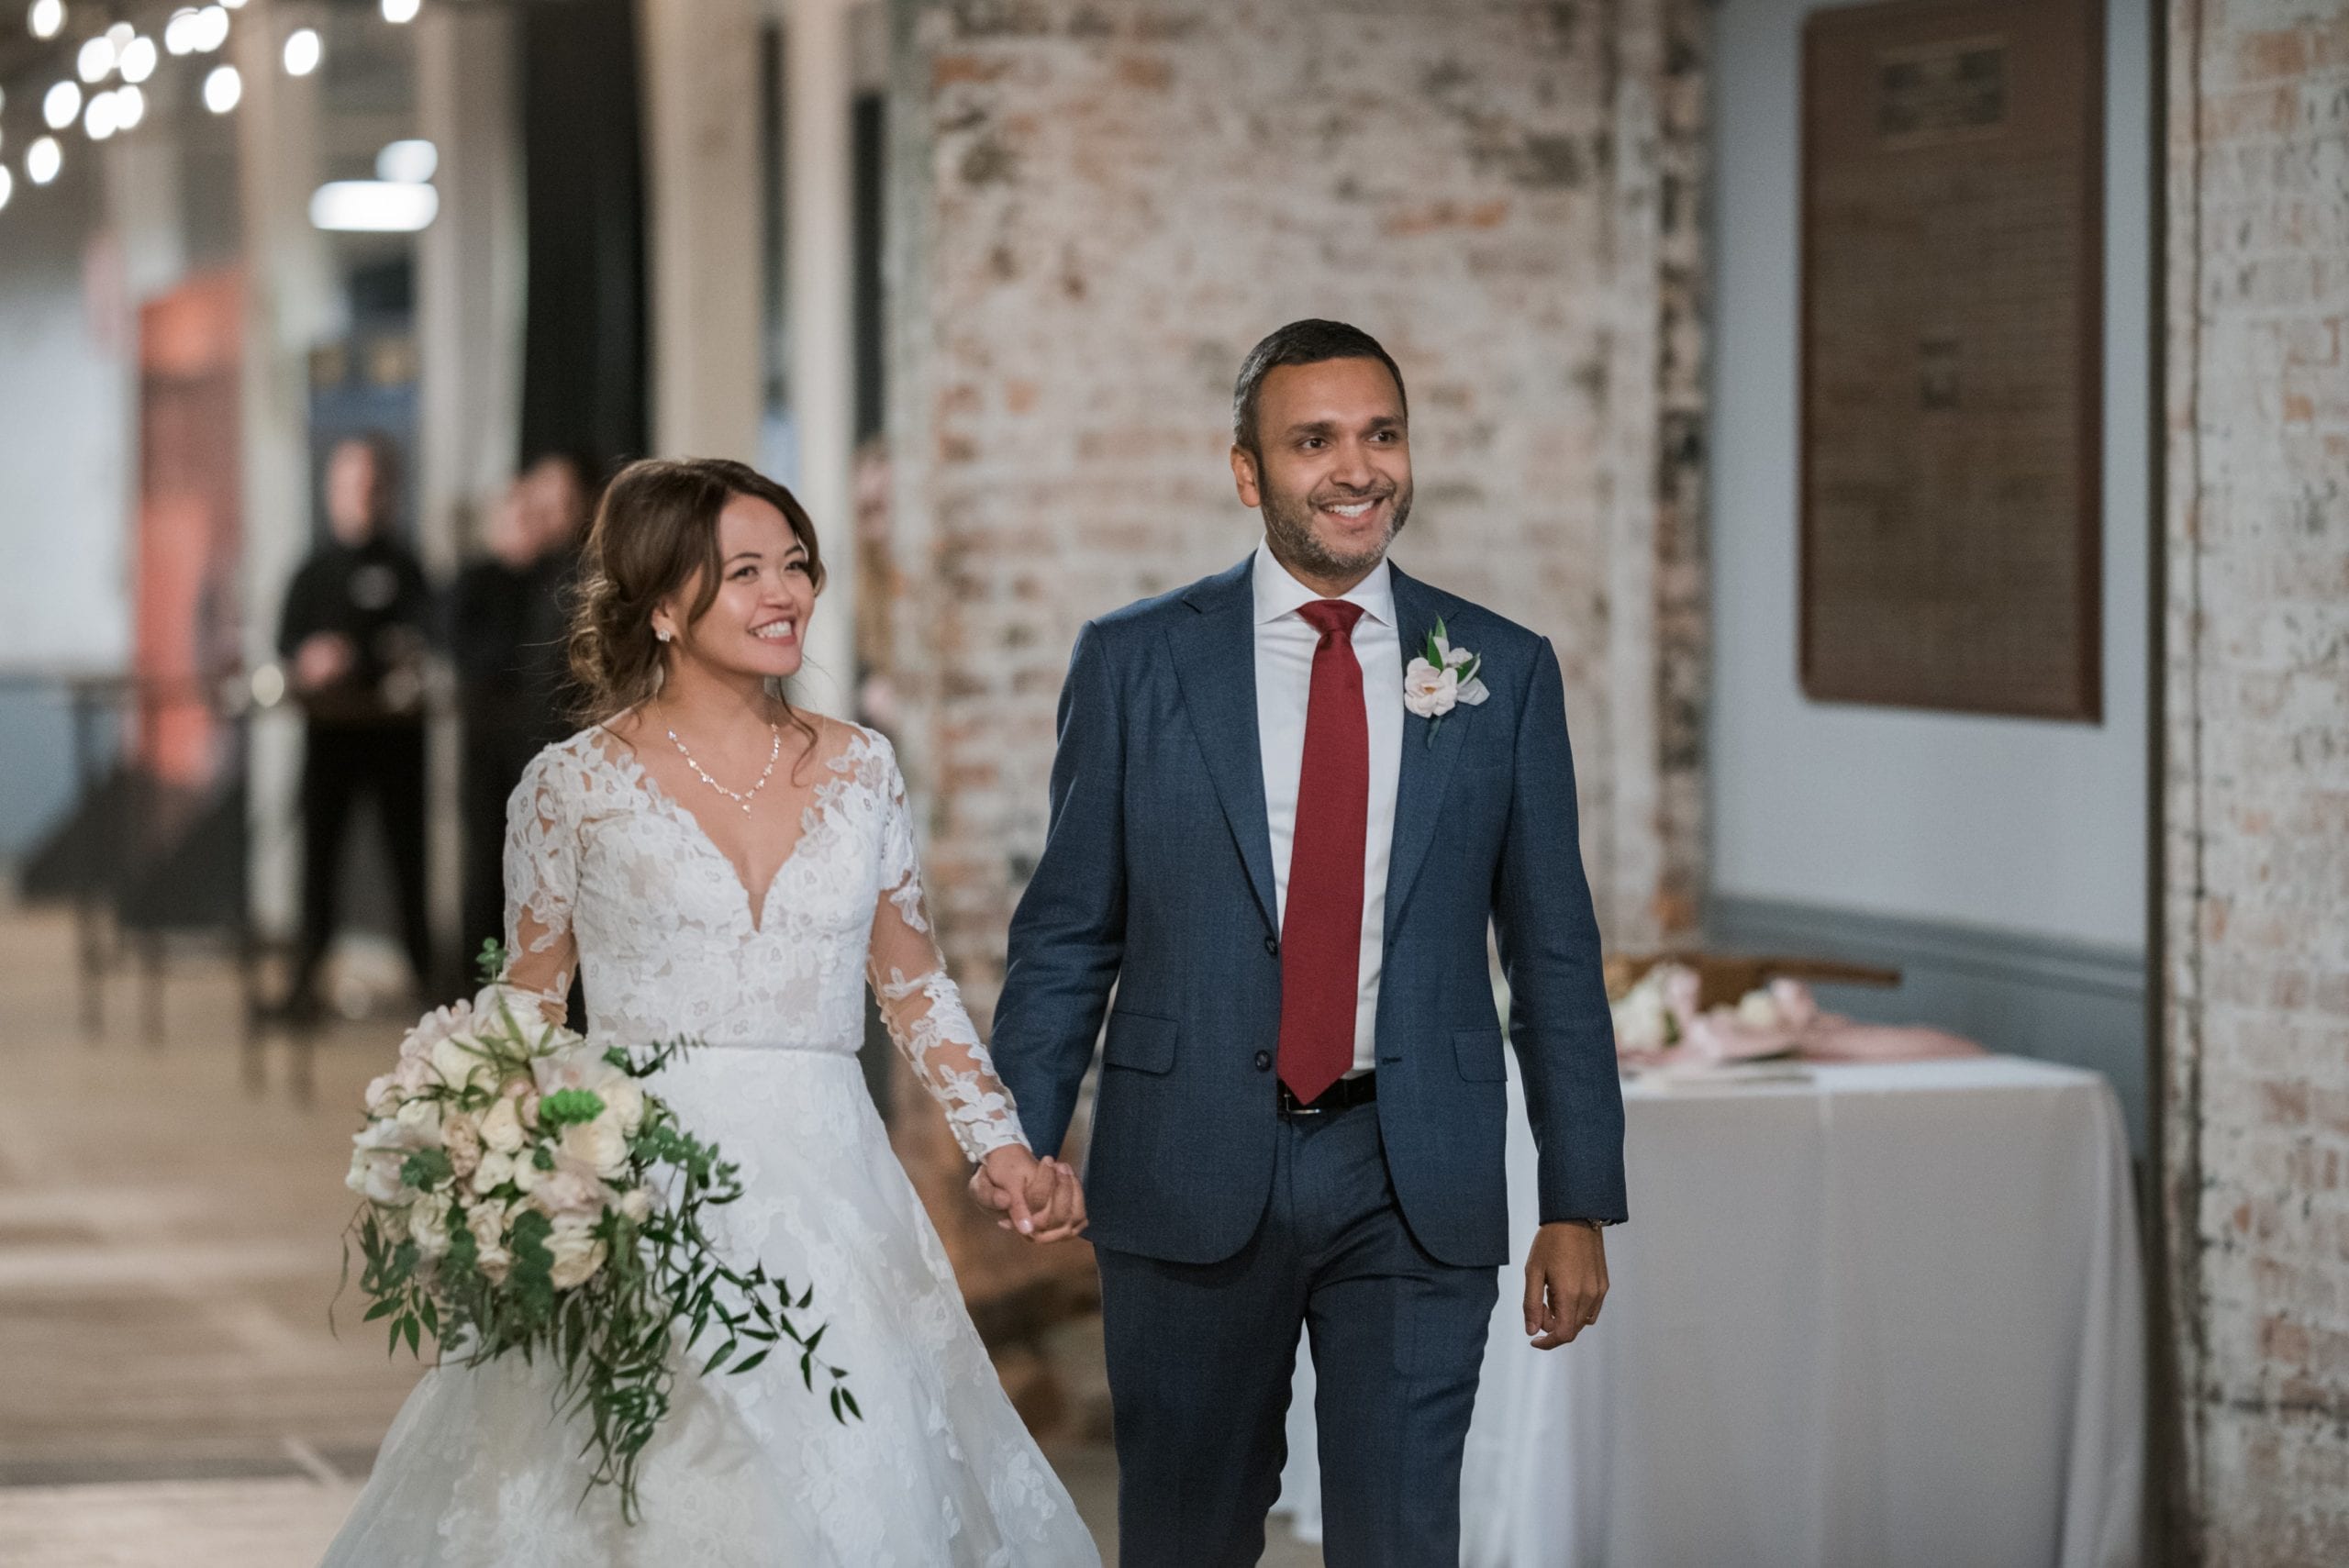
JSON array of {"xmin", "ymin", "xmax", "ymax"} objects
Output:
[{"xmin": 1800, "ymin": 0, "xmax": 2103, "ymax": 719}]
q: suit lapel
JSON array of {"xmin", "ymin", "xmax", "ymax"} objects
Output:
[
  {"xmin": 1384, "ymin": 565, "xmax": 1468, "ymax": 934},
  {"xmin": 1166, "ymin": 559, "xmax": 1280, "ymax": 930}
]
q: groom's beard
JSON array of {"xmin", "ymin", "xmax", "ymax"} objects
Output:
[{"xmin": 1259, "ymin": 477, "xmax": 1413, "ymax": 580}]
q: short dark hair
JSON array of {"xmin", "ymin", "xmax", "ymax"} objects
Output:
[{"xmin": 1231, "ymin": 318, "xmax": 1408, "ymax": 456}]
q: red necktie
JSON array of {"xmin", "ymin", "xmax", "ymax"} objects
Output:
[{"xmin": 1278, "ymin": 598, "xmax": 1368, "ymax": 1104}]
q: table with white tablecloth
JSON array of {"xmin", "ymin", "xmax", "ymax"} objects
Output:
[{"xmin": 1275, "ymin": 1056, "xmax": 2145, "ymax": 1567}]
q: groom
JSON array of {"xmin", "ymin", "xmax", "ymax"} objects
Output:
[{"xmin": 985, "ymin": 320, "xmax": 1625, "ymax": 1565}]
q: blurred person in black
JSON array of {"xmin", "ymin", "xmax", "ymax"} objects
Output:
[
  {"xmin": 276, "ymin": 434, "xmax": 435, "ymax": 1019},
  {"xmin": 450, "ymin": 453, "xmax": 590, "ymax": 987}
]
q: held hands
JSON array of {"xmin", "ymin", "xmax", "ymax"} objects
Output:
[
  {"xmin": 1523, "ymin": 1220, "xmax": 1609, "ymax": 1350},
  {"xmin": 968, "ymin": 1145, "xmax": 1087, "ymax": 1244}
]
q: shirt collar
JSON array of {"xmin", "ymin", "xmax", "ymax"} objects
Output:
[{"xmin": 1251, "ymin": 541, "xmax": 1396, "ymax": 628}]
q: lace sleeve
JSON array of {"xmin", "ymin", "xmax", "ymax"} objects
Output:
[
  {"xmin": 502, "ymin": 744, "xmax": 580, "ymax": 1023},
  {"xmin": 865, "ymin": 739, "xmax": 1030, "ymax": 1163}
]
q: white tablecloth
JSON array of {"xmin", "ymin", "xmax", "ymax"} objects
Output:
[{"xmin": 1275, "ymin": 1057, "xmax": 2144, "ymax": 1566}]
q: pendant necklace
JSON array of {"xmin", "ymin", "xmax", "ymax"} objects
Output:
[{"xmin": 667, "ymin": 721, "xmax": 782, "ymax": 815}]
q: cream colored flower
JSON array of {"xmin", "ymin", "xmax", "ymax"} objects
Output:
[
  {"xmin": 511, "ymin": 1153, "xmax": 546, "ymax": 1195},
  {"xmin": 441, "ymin": 1113, "xmax": 483, "ymax": 1179},
  {"xmin": 561, "ymin": 1116, "xmax": 631, "ymax": 1182},
  {"xmin": 363, "ymin": 1073, "xmax": 403, "ymax": 1118},
  {"xmin": 529, "ymin": 1163, "xmax": 604, "ymax": 1218},
  {"xmin": 546, "ymin": 1214, "xmax": 608, "ymax": 1290},
  {"xmin": 599, "ymin": 1077, "xmax": 647, "ymax": 1136},
  {"xmin": 397, "ymin": 999, "xmax": 475, "ymax": 1062},
  {"xmin": 1735, "ymin": 987, "xmax": 1783, "ymax": 1030},
  {"xmin": 618, "ymin": 1187, "xmax": 653, "ymax": 1225},
  {"xmin": 471, "ymin": 1149, "xmax": 517, "ymax": 1195},
  {"xmin": 411, "ymin": 1192, "xmax": 453, "ymax": 1260},
  {"xmin": 466, "ymin": 1198, "xmax": 511, "ymax": 1277},
  {"xmin": 479, "ymin": 1096, "xmax": 526, "ymax": 1155},
  {"xmin": 393, "ymin": 1095, "xmax": 444, "ymax": 1147},
  {"xmin": 1403, "ymin": 657, "xmax": 1460, "ymax": 718},
  {"xmin": 429, "ymin": 1033, "xmax": 495, "ymax": 1094}
]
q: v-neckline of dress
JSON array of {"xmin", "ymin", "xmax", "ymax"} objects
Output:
[{"xmin": 584, "ymin": 723, "xmax": 875, "ymax": 936}]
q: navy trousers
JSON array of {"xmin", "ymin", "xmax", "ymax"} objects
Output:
[{"xmin": 1096, "ymin": 1101, "xmax": 1499, "ymax": 1568}]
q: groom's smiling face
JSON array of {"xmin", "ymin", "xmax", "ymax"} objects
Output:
[{"xmin": 1232, "ymin": 356, "xmax": 1413, "ymax": 591}]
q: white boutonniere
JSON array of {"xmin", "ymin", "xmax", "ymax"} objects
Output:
[{"xmin": 1404, "ymin": 617, "xmax": 1488, "ymax": 744}]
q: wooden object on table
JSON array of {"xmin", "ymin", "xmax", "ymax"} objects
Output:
[{"xmin": 1605, "ymin": 951, "xmax": 1904, "ymax": 1010}]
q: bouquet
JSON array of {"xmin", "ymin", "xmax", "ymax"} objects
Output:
[{"xmin": 340, "ymin": 950, "xmax": 855, "ymax": 1518}]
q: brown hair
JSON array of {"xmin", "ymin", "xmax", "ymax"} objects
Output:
[{"xmin": 567, "ymin": 457, "xmax": 829, "ymax": 742}]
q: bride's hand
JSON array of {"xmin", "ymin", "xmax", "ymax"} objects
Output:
[{"xmin": 971, "ymin": 1147, "xmax": 1087, "ymax": 1243}]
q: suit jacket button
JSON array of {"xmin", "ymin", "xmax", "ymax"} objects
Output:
[
  {"xmin": 1264, "ymin": 936, "xmax": 1278, "ymax": 956},
  {"xmin": 1253, "ymin": 1051, "xmax": 1272, "ymax": 1072}
]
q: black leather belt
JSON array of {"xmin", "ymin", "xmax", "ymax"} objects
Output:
[{"xmin": 1277, "ymin": 1072, "xmax": 1378, "ymax": 1119}]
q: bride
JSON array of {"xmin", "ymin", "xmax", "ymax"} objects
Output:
[{"xmin": 323, "ymin": 457, "xmax": 1101, "ymax": 1566}]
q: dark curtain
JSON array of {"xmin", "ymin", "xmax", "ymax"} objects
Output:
[{"xmin": 518, "ymin": 0, "xmax": 648, "ymax": 476}]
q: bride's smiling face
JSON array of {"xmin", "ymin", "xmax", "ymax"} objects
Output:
[{"xmin": 652, "ymin": 493, "xmax": 817, "ymax": 682}]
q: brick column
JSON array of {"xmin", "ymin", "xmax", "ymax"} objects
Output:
[{"xmin": 2164, "ymin": 1, "xmax": 2349, "ymax": 1554}]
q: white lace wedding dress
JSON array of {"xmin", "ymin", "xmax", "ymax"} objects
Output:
[{"xmin": 321, "ymin": 722, "xmax": 1098, "ymax": 1567}]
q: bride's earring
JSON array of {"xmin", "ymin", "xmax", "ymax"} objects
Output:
[{"xmin": 656, "ymin": 628, "xmax": 673, "ymax": 644}]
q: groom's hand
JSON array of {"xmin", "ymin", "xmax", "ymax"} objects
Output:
[
  {"xmin": 971, "ymin": 1147, "xmax": 1088, "ymax": 1243},
  {"xmin": 1524, "ymin": 1221, "xmax": 1609, "ymax": 1350}
]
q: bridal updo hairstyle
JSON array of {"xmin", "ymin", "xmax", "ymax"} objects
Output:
[{"xmin": 567, "ymin": 457, "xmax": 828, "ymax": 728}]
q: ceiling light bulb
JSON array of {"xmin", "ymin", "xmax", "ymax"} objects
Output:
[
  {"xmin": 28, "ymin": 0, "xmax": 64, "ymax": 41},
  {"xmin": 163, "ymin": 8, "xmax": 195, "ymax": 53},
  {"xmin": 202, "ymin": 63, "xmax": 239, "ymax": 114},
  {"xmin": 0, "ymin": 166, "xmax": 13, "ymax": 210},
  {"xmin": 113, "ymin": 83, "xmax": 143, "ymax": 129},
  {"xmin": 75, "ymin": 36, "xmax": 114, "ymax": 82},
  {"xmin": 118, "ymin": 36, "xmax": 156, "ymax": 82},
  {"xmin": 309, "ymin": 180, "xmax": 439, "ymax": 233},
  {"xmin": 381, "ymin": 0, "xmax": 418, "ymax": 21},
  {"xmin": 283, "ymin": 26, "xmax": 319, "ymax": 76},
  {"xmin": 83, "ymin": 92, "xmax": 117, "ymax": 140},
  {"xmin": 195, "ymin": 4, "xmax": 228, "ymax": 51},
  {"xmin": 43, "ymin": 80, "xmax": 81, "ymax": 129},
  {"xmin": 28, "ymin": 136, "xmax": 62, "ymax": 184}
]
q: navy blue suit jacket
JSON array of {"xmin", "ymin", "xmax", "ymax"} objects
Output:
[{"xmin": 991, "ymin": 556, "xmax": 1626, "ymax": 1269}]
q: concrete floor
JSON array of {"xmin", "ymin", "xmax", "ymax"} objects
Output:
[{"xmin": 0, "ymin": 906, "xmax": 1320, "ymax": 1565}]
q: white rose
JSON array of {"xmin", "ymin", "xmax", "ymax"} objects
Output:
[
  {"xmin": 363, "ymin": 1073, "xmax": 404, "ymax": 1118},
  {"xmin": 411, "ymin": 1193, "xmax": 453, "ymax": 1260},
  {"xmin": 598, "ymin": 1077, "xmax": 647, "ymax": 1136},
  {"xmin": 511, "ymin": 1152, "xmax": 547, "ymax": 1195},
  {"xmin": 618, "ymin": 1187, "xmax": 653, "ymax": 1225},
  {"xmin": 1735, "ymin": 988, "xmax": 1783, "ymax": 1030},
  {"xmin": 347, "ymin": 1147, "xmax": 410, "ymax": 1206},
  {"xmin": 429, "ymin": 1032, "xmax": 495, "ymax": 1094},
  {"xmin": 466, "ymin": 1198, "xmax": 510, "ymax": 1258},
  {"xmin": 1611, "ymin": 985, "xmax": 1671, "ymax": 1054},
  {"xmin": 545, "ymin": 1215, "xmax": 608, "ymax": 1290},
  {"xmin": 479, "ymin": 1096, "xmax": 526, "ymax": 1154},
  {"xmin": 1403, "ymin": 657, "xmax": 1460, "ymax": 718},
  {"xmin": 471, "ymin": 1149, "xmax": 517, "ymax": 1195},
  {"xmin": 399, "ymin": 1000, "xmax": 475, "ymax": 1062},
  {"xmin": 393, "ymin": 1096, "xmax": 444, "ymax": 1147},
  {"xmin": 529, "ymin": 1163, "xmax": 604, "ymax": 1218},
  {"xmin": 561, "ymin": 1116, "xmax": 631, "ymax": 1182},
  {"xmin": 531, "ymin": 1044, "xmax": 609, "ymax": 1097}
]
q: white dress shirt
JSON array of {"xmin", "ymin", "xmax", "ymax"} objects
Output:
[{"xmin": 1252, "ymin": 543, "xmax": 1403, "ymax": 1076}]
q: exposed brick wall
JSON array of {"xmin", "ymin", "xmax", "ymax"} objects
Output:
[
  {"xmin": 882, "ymin": 0, "xmax": 1708, "ymax": 1304},
  {"xmin": 2165, "ymin": 2, "xmax": 2349, "ymax": 1557}
]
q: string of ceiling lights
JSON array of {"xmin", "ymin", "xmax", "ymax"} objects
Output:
[{"xmin": 1, "ymin": 0, "xmax": 429, "ymax": 219}]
